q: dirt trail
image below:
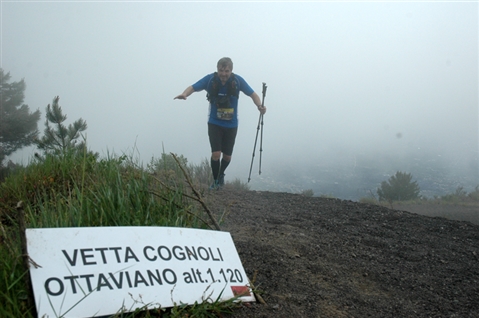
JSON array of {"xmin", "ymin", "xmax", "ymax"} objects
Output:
[{"xmin": 205, "ymin": 188, "xmax": 479, "ymax": 318}]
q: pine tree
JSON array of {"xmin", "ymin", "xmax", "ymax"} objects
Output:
[
  {"xmin": 0, "ymin": 68, "xmax": 41, "ymax": 165},
  {"xmin": 35, "ymin": 96, "xmax": 87, "ymax": 155},
  {"xmin": 377, "ymin": 171, "xmax": 421, "ymax": 202}
]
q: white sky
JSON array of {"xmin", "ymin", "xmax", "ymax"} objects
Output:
[{"xmin": 1, "ymin": 1, "xmax": 478, "ymax": 183}]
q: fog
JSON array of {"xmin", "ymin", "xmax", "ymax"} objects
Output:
[{"xmin": 2, "ymin": 1, "xmax": 478, "ymax": 198}]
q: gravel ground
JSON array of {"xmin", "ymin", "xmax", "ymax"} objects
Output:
[{"xmin": 205, "ymin": 188, "xmax": 479, "ymax": 318}]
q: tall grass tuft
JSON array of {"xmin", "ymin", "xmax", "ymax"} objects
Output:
[
  {"xmin": 0, "ymin": 149, "xmax": 225, "ymax": 317},
  {"xmin": 226, "ymin": 178, "xmax": 250, "ymax": 191},
  {"xmin": 0, "ymin": 228, "xmax": 31, "ymax": 318}
]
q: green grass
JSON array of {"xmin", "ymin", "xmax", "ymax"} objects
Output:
[
  {"xmin": 0, "ymin": 246, "xmax": 31, "ymax": 318},
  {"xmin": 0, "ymin": 150, "xmax": 239, "ymax": 318}
]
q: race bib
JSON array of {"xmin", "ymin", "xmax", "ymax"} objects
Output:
[{"xmin": 217, "ymin": 108, "xmax": 234, "ymax": 121}]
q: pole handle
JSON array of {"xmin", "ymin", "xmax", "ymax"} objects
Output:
[{"xmin": 261, "ymin": 83, "xmax": 267, "ymax": 107}]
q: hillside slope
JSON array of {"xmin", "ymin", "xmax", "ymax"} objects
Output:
[{"xmin": 206, "ymin": 189, "xmax": 479, "ymax": 318}]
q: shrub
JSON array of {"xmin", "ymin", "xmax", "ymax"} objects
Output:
[
  {"xmin": 439, "ymin": 185, "xmax": 479, "ymax": 204},
  {"xmin": 301, "ymin": 189, "xmax": 314, "ymax": 197},
  {"xmin": 359, "ymin": 197, "xmax": 378, "ymax": 204},
  {"xmin": 0, "ymin": 160, "xmax": 20, "ymax": 183},
  {"xmin": 227, "ymin": 178, "xmax": 250, "ymax": 191},
  {"xmin": 34, "ymin": 96, "xmax": 91, "ymax": 157},
  {"xmin": 148, "ymin": 153, "xmax": 188, "ymax": 175},
  {"xmin": 188, "ymin": 158, "xmax": 212, "ymax": 187},
  {"xmin": 468, "ymin": 186, "xmax": 479, "ymax": 202},
  {"xmin": 377, "ymin": 171, "xmax": 420, "ymax": 202}
]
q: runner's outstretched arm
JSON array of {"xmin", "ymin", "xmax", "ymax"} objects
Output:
[{"xmin": 174, "ymin": 86, "xmax": 195, "ymax": 100}]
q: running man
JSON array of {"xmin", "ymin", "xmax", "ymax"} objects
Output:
[{"xmin": 174, "ymin": 57, "xmax": 267, "ymax": 189}]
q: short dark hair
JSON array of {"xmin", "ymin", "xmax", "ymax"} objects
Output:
[{"xmin": 217, "ymin": 57, "xmax": 233, "ymax": 70}]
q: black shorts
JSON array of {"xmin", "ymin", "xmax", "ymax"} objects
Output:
[{"xmin": 208, "ymin": 123, "xmax": 238, "ymax": 156}]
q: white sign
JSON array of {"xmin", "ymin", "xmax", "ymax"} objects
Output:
[{"xmin": 26, "ymin": 226, "xmax": 254, "ymax": 318}]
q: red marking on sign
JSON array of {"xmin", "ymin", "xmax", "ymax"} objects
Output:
[{"xmin": 231, "ymin": 286, "xmax": 251, "ymax": 297}]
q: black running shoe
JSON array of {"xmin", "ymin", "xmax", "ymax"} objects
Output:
[
  {"xmin": 209, "ymin": 180, "xmax": 220, "ymax": 190},
  {"xmin": 218, "ymin": 174, "xmax": 225, "ymax": 186}
]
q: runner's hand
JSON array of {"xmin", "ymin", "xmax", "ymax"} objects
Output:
[{"xmin": 174, "ymin": 94, "xmax": 187, "ymax": 100}]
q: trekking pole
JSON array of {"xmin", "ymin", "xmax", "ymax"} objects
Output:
[
  {"xmin": 248, "ymin": 82, "xmax": 267, "ymax": 182},
  {"xmin": 258, "ymin": 83, "xmax": 266, "ymax": 175}
]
